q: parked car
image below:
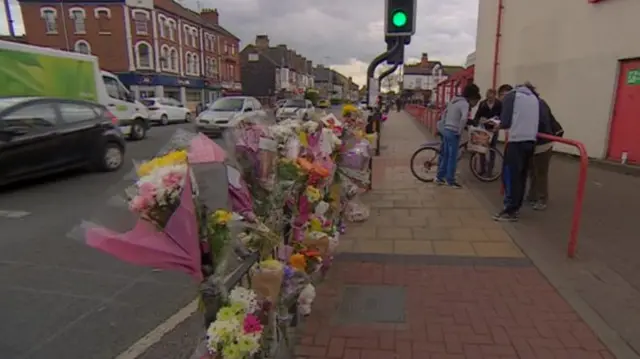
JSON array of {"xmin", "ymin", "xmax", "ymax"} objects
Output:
[
  {"xmin": 0, "ymin": 97, "xmax": 127, "ymax": 186},
  {"xmin": 195, "ymin": 96, "xmax": 267, "ymax": 137},
  {"xmin": 276, "ymin": 99, "xmax": 287, "ymax": 108},
  {"xmin": 276, "ymin": 99, "xmax": 314, "ymax": 122},
  {"xmin": 317, "ymin": 99, "xmax": 330, "ymax": 108},
  {"xmin": 141, "ymin": 97, "xmax": 192, "ymax": 125}
]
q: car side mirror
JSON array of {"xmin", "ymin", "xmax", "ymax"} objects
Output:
[
  {"xmin": 244, "ymin": 107, "xmax": 253, "ymax": 112},
  {"xmin": 178, "ymin": 104, "xmax": 184, "ymax": 107}
]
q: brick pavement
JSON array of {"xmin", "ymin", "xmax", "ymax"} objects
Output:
[{"xmin": 294, "ymin": 112, "xmax": 614, "ymax": 359}]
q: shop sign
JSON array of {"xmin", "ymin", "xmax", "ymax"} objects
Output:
[
  {"xmin": 141, "ymin": 77, "xmax": 152, "ymax": 84},
  {"xmin": 177, "ymin": 79, "xmax": 191, "ymax": 86},
  {"xmin": 627, "ymin": 69, "xmax": 640, "ymax": 85}
]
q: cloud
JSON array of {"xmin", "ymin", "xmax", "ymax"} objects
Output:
[{"xmin": 0, "ymin": 0, "xmax": 478, "ymax": 86}]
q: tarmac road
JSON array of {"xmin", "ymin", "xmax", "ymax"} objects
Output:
[{"xmin": 0, "ymin": 123, "xmax": 215, "ymax": 359}]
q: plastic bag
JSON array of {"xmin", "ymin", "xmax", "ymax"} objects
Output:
[{"xmin": 468, "ymin": 126, "xmax": 493, "ymax": 154}]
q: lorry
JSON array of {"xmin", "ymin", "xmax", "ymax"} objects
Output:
[{"xmin": 0, "ymin": 40, "xmax": 150, "ymax": 140}]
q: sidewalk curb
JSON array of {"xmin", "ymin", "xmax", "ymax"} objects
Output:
[{"xmin": 467, "ymin": 185, "xmax": 640, "ymax": 359}]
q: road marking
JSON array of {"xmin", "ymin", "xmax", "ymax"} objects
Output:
[
  {"xmin": 114, "ymin": 298, "xmax": 199, "ymax": 359},
  {"xmin": 0, "ymin": 210, "xmax": 30, "ymax": 219}
]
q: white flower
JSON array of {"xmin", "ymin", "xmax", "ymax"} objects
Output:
[{"xmin": 228, "ymin": 287, "xmax": 258, "ymax": 313}]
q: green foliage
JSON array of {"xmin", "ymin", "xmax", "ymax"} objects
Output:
[{"xmin": 0, "ymin": 49, "xmax": 97, "ymax": 100}]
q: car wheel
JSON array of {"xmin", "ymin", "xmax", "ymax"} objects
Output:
[
  {"xmin": 99, "ymin": 142, "xmax": 124, "ymax": 172},
  {"xmin": 129, "ymin": 120, "xmax": 147, "ymax": 140},
  {"xmin": 160, "ymin": 114, "xmax": 169, "ymax": 126},
  {"xmin": 185, "ymin": 113, "xmax": 192, "ymax": 123}
]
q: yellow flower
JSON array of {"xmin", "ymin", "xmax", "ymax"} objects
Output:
[
  {"xmin": 305, "ymin": 186, "xmax": 321, "ymax": 202},
  {"xmin": 342, "ymin": 104, "xmax": 357, "ymax": 117},
  {"xmin": 310, "ymin": 218, "xmax": 323, "ymax": 232},
  {"xmin": 136, "ymin": 150, "xmax": 188, "ymax": 177},
  {"xmin": 212, "ymin": 210, "xmax": 232, "ymax": 225}
]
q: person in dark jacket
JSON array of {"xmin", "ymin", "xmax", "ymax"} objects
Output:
[
  {"xmin": 526, "ymin": 87, "xmax": 564, "ymax": 211},
  {"xmin": 497, "ymin": 84, "xmax": 513, "ymax": 101},
  {"xmin": 493, "ymin": 82, "xmax": 552, "ymax": 221},
  {"xmin": 472, "ymin": 89, "xmax": 502, "ymax": 176}
]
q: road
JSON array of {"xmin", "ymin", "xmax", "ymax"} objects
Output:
[{"xmin": 0, "ymin": 123, "xmax": 213, "ymax": 359}]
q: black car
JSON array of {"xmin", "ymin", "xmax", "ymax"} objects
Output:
[{"xmin": 0, "ymin": 97, "xmax": 126, "ymax": 186}]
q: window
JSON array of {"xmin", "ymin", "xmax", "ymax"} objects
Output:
[
  {"xmin": 133, "ymin": 10, "xmax": 149, "ymax": 35},
  {"xmin": 191, "ymin": 29, "xmax": 197, "ymax": 47},
  {"xmin": 231, "ymin": 45, "xmax": 236, "ymax": 55},
  {"xmin": 160, "ymin": 45, "xmax": 170, "ymax": 70},
  {"xmin": 95, "ymin": 8, "xmax": 110, "ymax": 33},
  {"xmin": 102, "ymin": 76, "xmax": 128, "ymax": 101},
  {"xmin": 170, "ymin": 48, "xmax": 178, "ymax": 72},
  {"xmin": 40, "ymin": 8, "xmax": 57, "ymax": 34},
  {"xmin": 158, "ymin": 16, "xmax": 166, "ymax": 38},
  {"xmin": 248, "ymin": 53, "xmax": 259, "ymax": 62},
  {"xmin": 69, "ymin": 8, "xmax": 85, "ymax": 33},
  {"xmin": 192, "ymin": 54, "xmax": 199, "ymax": 75},
  {"xmin": 185, "ymin": 53, "xmax": 192, "ymax": 74},
  {"xmin": 167, "ymin": 19, "xmax": 176, "ymax": 41},
  {"xmin": 230, "ymin": 64, "xmax": 235, "ymax": 80},
  {"xmin": 74, "ymin": 40, "xmax": 91, "ymax": 54},
  {"xmin": 2, "ymin": 103, "xmax": 57, "ymax": 130},
  {"xmin": 58, "ymin": 103, "xmax": 98, "ymax": 123},
  {"xmin": 135, "ymin": 42, "xmax": 153, "ymax": 69}
]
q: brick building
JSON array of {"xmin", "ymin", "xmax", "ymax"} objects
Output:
[{"xmin": 17, "ymin": 0, "xmax": 241, "ymax": 108}]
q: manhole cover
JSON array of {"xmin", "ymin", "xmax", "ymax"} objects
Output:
[{"xmin": 333, "ymin": 285, "xmax": 406, "ymax": 324}]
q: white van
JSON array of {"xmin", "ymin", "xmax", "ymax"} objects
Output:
[{"xmin": 0, "ymin": 40, "xmax": 150, "ymax": 140}]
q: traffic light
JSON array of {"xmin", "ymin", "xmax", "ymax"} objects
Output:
[
  {"xmin": 386, "ymin": 36, "xmax": 404, "ymax": 65},
  {"xmin": 385, "ymin": 0, "xmax": 416, "ymax": 36}
]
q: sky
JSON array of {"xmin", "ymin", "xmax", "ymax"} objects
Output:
[{"xmin": 0, "ymin": 0, "xmax": 479, "ymax": 86}]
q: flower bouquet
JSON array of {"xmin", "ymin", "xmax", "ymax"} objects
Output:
[
  {"xmin": 204, "ymin": 287, "xmax": 263, "ymax": 359},
  {"xmin": 250, "ymin": 259, "xmax": 284, "ymax": 304}
]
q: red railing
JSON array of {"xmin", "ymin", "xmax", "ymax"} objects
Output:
[{"xmin": 407, "ymin": 105, "xmax": 589, "ymax": 259}]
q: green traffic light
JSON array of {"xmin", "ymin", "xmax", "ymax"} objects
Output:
[{"xmin": 392, "ymin": 10, "xmax": 407, "ymax": 27}]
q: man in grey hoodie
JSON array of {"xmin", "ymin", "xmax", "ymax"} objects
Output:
[
  {"xmin": 435, "ymin": 83, "xmax": 481, "ymax": 188},
  {"xmin": 493, "ymin": 82, "xmax": 552, "ymax": 221}
]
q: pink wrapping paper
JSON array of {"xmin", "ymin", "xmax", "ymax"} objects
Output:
[{"xmin": 86, "ymin": 171, "xmax": 202, "ymax": 281}]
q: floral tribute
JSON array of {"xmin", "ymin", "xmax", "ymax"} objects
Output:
[{"xmin": 80, "ymin": 105, "xmax": 376, "ymax": 358}]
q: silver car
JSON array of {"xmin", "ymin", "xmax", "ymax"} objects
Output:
[
  {"xmin": 276, "ymin": 99, "xmax": 314, "ymax": 122},
  {"xmin": 195, "ymin": 96, "xmax": 267, "ymax": 137}
]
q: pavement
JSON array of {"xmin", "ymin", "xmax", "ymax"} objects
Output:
[
  {"xmin": 294, "ymin": 112, "xmax": 613, "ymax": 359},
  {"xmin": 0, "ymin": 123, "xmax": 218, "ymax": 359}
]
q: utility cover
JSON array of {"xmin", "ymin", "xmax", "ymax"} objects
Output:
[{"xmin": 334, "ymin": 285, "xmax": 406, "ymax": 324}]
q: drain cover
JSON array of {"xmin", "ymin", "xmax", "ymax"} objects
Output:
[{"xmin": 333, "ymin": 285, "xmax": 406, "ymax": 324}]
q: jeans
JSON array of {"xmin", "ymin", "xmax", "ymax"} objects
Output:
[
  {"xmin": 436, "ymin": 129, "xmax": 461, "ymax": 183},
  {"xmin": 502, "ymin": 141, "xmax": 535, "ymax": 214}
]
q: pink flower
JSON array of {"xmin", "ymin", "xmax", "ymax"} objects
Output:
[
  {"xmin": 139, "ymin": 182, "xmax": 157, "ymax": 197},
  {"xmin": 162, "ymin": 171, "xmax": 183, "ymax": 189},
  {"xmin": 243, "ymin": 314, "xmax": 262, "ymax": 334},
  {"xmin": 129, "ymin": 195, "xmax": 151, "ymax": 213}
]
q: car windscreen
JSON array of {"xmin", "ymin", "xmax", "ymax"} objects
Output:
[
  {"xmin": 209, "ymin": 98, "xmax": 244, "ymax": 111},
  {"xmin": 283, "ymin": 100, "xmax": 305, "ymax": 108},
  {"xmin": 141, "ymin": 99, "xmax": 155, "ymax": 107}
]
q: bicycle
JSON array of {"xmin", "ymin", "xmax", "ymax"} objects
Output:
[{"xmin": 410, "ymin": 129, "xmax": 504, "ymax": 183}]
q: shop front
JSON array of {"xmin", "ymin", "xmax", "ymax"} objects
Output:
[
  {"xmin": 221, "ymin": 82, "xmax": 243, "ymax": 97},
  {"xmin": 117, "ymin": 72, "xmax": 205, "ymax": 106}
]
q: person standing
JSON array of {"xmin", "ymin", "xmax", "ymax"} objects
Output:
[
  {"xmin": 493, "ymin": 82, "xmax": 547, "ymax": 221},
  {"xmin": 472, "ymin": 89, "xmax": 503, "ymax": 176},
  {"xmin": 497, "ymin": 84, "xmax": 513, "ymax": 101},
  {"xmin": 435, "ymin": 83, "xmax": 481, "ymax": 188},
  {"xmin": 526, "ymin": 91, "xmax": 564, "ymax": 211}
]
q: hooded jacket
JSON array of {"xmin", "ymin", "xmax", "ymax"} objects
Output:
[
  {"xmin": 437, "ymin": 96, "xmax": 470, "ymax": 135},
  {"xmin": 499, "ymin": 86, "xmax": 540, "ymax": 142}
]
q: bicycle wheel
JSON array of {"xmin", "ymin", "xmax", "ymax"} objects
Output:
[
  {"xmin": 410, "ymin": 146, "xmax": 440, "ymax": 182},
  {"xmin": 469, "ymin": 148, "xmax": 504, "ymax": 182}
]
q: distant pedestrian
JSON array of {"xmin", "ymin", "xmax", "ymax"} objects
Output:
[
  {"xmin": 493, "ymin": 82, "xmax": 546, "ymax": 221},
  {"xmin": 526, "ymin": 86, "xmax": 564, "ymax": 211},
  {"xmin": 435, "ymin": 83, "xmax": 481, "ymax": 188},
  {"xmin": 472, "ymin": 88, "xmax": 502, "ymax": 176}
]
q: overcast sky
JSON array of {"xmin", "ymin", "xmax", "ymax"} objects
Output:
[{"xmin": 0, "ymin": 0, "xmax": 478, "ymax": 85}]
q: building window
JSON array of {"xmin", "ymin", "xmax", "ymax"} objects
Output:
[
  {"xmin": 158, "ymin": 15, "xmax": 166, "ymax": 38},
  {"xmin": 74, "ymin": 40, "xmax": 90, "ymax": 54},
  {"xmin": 135, "ymin": 41, "xmax": 153, "ymax": 69},
  {"xmin": 185, "ymin": 53, "xmax": 193, "ymax": 75},
  {"xmin": 167, "ymin": 19, "xmax": 175, "ymax": 41},
  {"xmin": 230, "ymin": 64, "xmax": 235, "ymax": 80},
  {"xmin": 191, "ymin": 29, "xmax": 198, "ymax": 47},
  {"xmin": 69, "ymin": 8, "xmax": 86, "ymax": 34},
  {"xmin": 40, "ymin": 7, "xmax": 57, "ymax": 34},
  {"xmin": 170, "ymin": 48, "xmax": 178, "ymax": 72},
  {"xmin": 160, "ymin": 45, "xmax": 170, "ymax": 70},
  {"xmin": 132, "ymin": 10, "xmax": 149, "ymax": 35},
  {"xmin": 192, "ymin": 54, "xmax": 199, "ymax": 75},
  {"xmin": 210, "ymin": 35, "xmax": 216, "ymax": 52},
  {"xmin": 248, "ymin": 53, "xmax": 259, "ymax": 62},
  {"xmin": 231, "ymin": 45, "xmax": 236, "ymax": 55},
  {"xmin": 94, "ymin": 8, "xmax": 110, "ymax": 33}
]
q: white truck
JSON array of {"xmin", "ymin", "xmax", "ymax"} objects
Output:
[{"xmin": 0, "ymin": 40, "xmax": 150, "ymax": 140}]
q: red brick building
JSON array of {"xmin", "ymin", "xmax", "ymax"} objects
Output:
[{"xmin": 17, "ymin": 0, "xmax": 241, "ymax": 107}]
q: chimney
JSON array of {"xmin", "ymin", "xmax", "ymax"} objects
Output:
[
  {"xmin": 255, "ymin": 34, "xmax": 269, "ymax": 49},
  {"xmin": 200, "ymin": 8, "xmax": 219, "ymax": 25},
  {"xmin": 306, "ymin": 60, "xmax": 312, "ymax": 73},
  {"xmin": 420, "ymin": 52, "xmax": 429, "ymax": 65}
]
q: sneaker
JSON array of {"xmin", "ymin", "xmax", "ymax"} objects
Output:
[
  {"xmin": 434, "ymin": 178, "xmax": 446, "ymax": 185},
  {"xmin": 492, "ymin": 210, "xmax": 519, "ymax": 222},
  {"xmin": 532, "ymin": 202, "xmax": 547, "ymax": 211},
  {"xmin": 447, "ymin": 182, "xmax": 463, "ymax": 189}
]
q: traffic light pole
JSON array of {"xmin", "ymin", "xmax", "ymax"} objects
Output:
[
  {"xmin": 365, "ymin": 39, "xmax": 402, "ymax": 107},
  {"xmin": 378, "ymin": 64, "xmax": 399, "ymax": 90}
]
